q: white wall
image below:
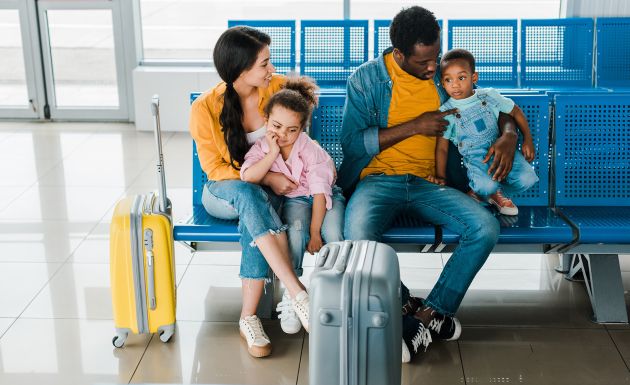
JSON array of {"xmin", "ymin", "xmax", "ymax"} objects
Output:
[{"xmin": 133, "ymin": 66, "xmax": 221, "ymax": 132}]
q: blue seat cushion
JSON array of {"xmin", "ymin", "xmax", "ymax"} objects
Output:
[
  {"xmin": 441, "ymin": 206, "xmax": 574, "ymax": 244},
  {"xmin": 558, "ymin": 206, "xmax": 630, "ymax": 244},
  {"xmin": 174, "ymin": 206, "xmax": 574, "ymax": 245},
  {"xmin": 174, "ymin": 206, "xmax": 438, "ymax": 244}
]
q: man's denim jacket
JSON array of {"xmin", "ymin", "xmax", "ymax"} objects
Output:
[{"xmin": 337, "ymin": 48, "xmax": 449, "ymax": 195}]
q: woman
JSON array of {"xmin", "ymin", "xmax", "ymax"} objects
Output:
[{"xmin": 189, "ymin": 26, "xmax": 308, "ymax": 358}]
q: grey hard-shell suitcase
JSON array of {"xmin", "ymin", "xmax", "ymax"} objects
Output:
[{"xmin": 309, "ymin": 240, "xmax": 402, "ymax": 385}]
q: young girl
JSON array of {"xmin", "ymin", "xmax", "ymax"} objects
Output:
[
  {"xmin": 431, "ymin": 48, "xmax": 539, "ymax": 215},
  {"xmin": 190, "ymin": 27, "xmax": 309, "ymax": 358},
  {"xmin": 240, "ymin": 77, "xmax": 345, "ymax": 334}
]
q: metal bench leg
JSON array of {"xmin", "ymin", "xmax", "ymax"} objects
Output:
[
  {"xmin": 256, "ymin": 273, "xmax": 279, "ymax": 319},
  {"xmin": 566, "ymin": 253, "xmax": 628, "ymax": 324},
  {"xmin": 555, "ymin": 253, "xmax": 572, "ymax": 274}
]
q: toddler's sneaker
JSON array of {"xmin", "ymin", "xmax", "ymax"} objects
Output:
[
  {"xmin": 292, "ymin": 290, "xmax": 310, "ymax": 333},
  {"xmin": 276, "ymin": 290, "xmax": 302, "ymax": 334},
  {"xmin": 488, "ymin": 190, "xmax": 518, "ymax": 216},
  {"xmin": 239, "ymin": 315, "xmax": 272, "ymax": 358},
  {"xmin": 401, "ymin": 314, "xmax": 432, "ymax": 363}
]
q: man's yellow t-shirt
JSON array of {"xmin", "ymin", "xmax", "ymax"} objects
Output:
[{"xmin": 360, "ymin": 53, "xmax": 440, "ymax": 179}]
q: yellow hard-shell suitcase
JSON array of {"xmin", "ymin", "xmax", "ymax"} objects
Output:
[{"xmin": 110, "ymin": 96, "xmax": 176, "ymax": 348}]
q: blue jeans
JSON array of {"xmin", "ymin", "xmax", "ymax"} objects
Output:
[
  {"xmin": 201, "ymin": 180, "xmax": 286, "ymax": 280},
  {"xmin": 463, "ymin": 147, "xmax": 539, "ymax": 197},
  {"xmin": 344, "ymin": 174, "xmax": 500, "ymax": 316},
  {"xmin": 282, "ymin": 187, "xmax": 346, "ymax": 276}
]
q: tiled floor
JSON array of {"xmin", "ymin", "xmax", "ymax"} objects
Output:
[{"xmin": 0, "ymin": 121, "xmax": 629, "ymax": 384}]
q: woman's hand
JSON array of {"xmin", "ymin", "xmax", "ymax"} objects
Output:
[
  {"xmin": 307, "ymin": 233, "xmax": 323, "ymax": 254},
  {"xmin": 265, "ymin": 130, "xmax": 280, "ymax": 155},
  {"xmin": 261, "ymin": 172, "xmax": 298, "ymax": 195}
]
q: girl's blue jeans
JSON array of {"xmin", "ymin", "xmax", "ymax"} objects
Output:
[
  {"xmin": 282, "ymin": 186, "xmax": 346, "ymax": 276},
  {"xmin": 201, "ymin": 179, "xmax": 286, "ymax": 280}
]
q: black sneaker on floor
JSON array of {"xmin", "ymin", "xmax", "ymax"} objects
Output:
[
  {"xmin": 425, "ymin": 310, "xmax": 461, "ymax": 341},
  {"xmin": 401, "ymin": 314, "xmax": 432, "ymax": 363}
]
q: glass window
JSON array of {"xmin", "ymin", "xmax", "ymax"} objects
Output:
[
  {"xmin": 140, "ymin": 0, "xmax": 343, "ymax": 61},
  {"xmin": 351, "ymin": 0, "xmax": 561, "ymax": 20},
  {"xmin": 0, "ymin": 9, "xmax": 29, "ymax": 107}
]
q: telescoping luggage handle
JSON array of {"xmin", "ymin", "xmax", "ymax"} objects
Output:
[{"xmin": 150, "ymin": 95, "xmax": 168, "ymax": 213}]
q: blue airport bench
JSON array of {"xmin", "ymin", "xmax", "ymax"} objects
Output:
[
  {"xmin": 174, "ymin": 90, "xmax": 630, "ymax": 323},
  {"xmin": 227, "ymin": 20, "xmax": 296, "ymax": 74},
  {"xmin": 520, "ymin": 18, "xmax": 594, "ymax": 89},
  {"xmin": 448, "ymin": 19, "xmax": 518, "ymax": 88},
  {"xmin": 300, "ymin": 20, "xmax": 368, "ymax": 89},
  {"xmin": 596, "ymin": 17, "xmax": 630, "ymax": 89}
]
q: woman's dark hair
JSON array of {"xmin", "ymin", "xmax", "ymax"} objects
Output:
[
  {"xmin": 264, "ymin": 76, "xmax": 319, "ymax": 129},
  {"xmin": 390, "ymin": 6, "xmax": 440, "ymax": 57},
  {"xmin": 213, "ymin": 26, "xmax": 271, "ymax": 169}
]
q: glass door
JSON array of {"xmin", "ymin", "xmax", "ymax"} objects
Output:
[
  {"xmin": 37, "ymin": 0, "xmax": 128, "ymax": 120},
  {"xmin": 0, "ymin": 0, "xmax": 40, "ymax": 118}
]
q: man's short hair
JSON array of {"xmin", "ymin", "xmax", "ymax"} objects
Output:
[
  {"xmin": 389, "ymin": 6, "xmax": 440, "ymax": 57},
  {"xmin": 441, "ymin": 48, "xmax": 476, "ymax": 73}
]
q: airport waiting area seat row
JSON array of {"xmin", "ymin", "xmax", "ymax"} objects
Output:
[
  {"xmin": 173, "ymin": 90, "xmax": 630, "ymax": 324},
  {"xmin": 227, "ymin": 17, "xmax": 630, "ymax": 89}
]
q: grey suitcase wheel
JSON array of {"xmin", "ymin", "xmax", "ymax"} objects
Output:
[
  {"xmin": 159, "ymin": 329, "xmax": 174, "ymax": 343},
  {"xmin": 112, "ymin": 334, "xmax": 127, "ymax": 348}
]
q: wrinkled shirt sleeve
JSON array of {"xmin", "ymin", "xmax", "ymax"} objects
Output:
[
  {"xmin": 240, "ymin": 139, "xmax": 266, "ymax": 180},
  {"xmin": 303, "ymin": 139, "xmax": 335, "ymax": 210}
]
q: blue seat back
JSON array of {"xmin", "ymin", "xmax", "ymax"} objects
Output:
[
  {"xmin": 190, "ymin": 93, "xmax": 207, "ymax": 207},
  {"xmin": 448, "ymin": 20, "xmax": 518, "ymax": 88},
  {"xmin": 596, "ymin": 17, "xmax": 630, "ymax": 89},
  {"xmin": 300, "ymin": 20, "xmax": 368, "ymax": 87},
  {"xmin": 310, "ymin": 93, "xmax": 551, "ymax": 206},
  {"xmin": 555, "ymin": 93, "xmax": 630, "ymax": 206},
  {"xmin": 521, "ymin": 18, "xmax": 594, "ymax": 88},
  {"xmin": 508, "ymin": 94, "xmax": 551, "ymax": 206},
  {"xmin": 228, "ymin": 20, "xmax": 296, "ymax": 74}
]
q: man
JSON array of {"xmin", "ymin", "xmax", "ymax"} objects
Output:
[{"xmin": 338, "ymin": 6, "xmax": 518, "ymax": 363}]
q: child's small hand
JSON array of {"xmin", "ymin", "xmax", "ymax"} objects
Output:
[
  {"xmin": 426, "ymin": 175, "xmax": 446, "ymax": 186},
  {"xmin": 307, "ymin": 233, "xmax": 323, "ymax": 254},
  {"xmin": 265, "ymin": 130, "xmax": 280, "ymax": 155},
  {"xmin": 522, "ymin": 138, "xmax": 535, "ymax": 162}
]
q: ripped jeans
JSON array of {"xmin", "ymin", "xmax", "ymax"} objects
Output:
[{"xmin": 201, "ymin": 179, "xmax": 286, "ymax": 280}]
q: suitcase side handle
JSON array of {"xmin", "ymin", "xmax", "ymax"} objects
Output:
[
  {"xmin": 151, "ymin": 95, "xmax": 169, "ymax": 213},
  {"xmin": 144, "ymin": 228, "xmax": 157, "ymax": 310}
]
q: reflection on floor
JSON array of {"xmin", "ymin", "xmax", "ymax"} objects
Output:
[{"xmin": 0, "ymin": 122, "xmax": 629, "ymax": 384}]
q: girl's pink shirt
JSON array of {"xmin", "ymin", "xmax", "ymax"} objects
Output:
[{"xmin": 240, "ymin": 132, "xmax": 336, "ymax": 209}]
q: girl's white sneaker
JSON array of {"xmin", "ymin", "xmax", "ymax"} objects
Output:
[
  {"xmin": 292, "ymin": 291, "xmax": 310, "ymax": 333},
  {"xmin": 276, "ymin": 290, "xmax": 302, "ymax": 334}
]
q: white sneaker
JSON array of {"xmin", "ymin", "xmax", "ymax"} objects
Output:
[
  {"xmin": 292, "ymin": 290, "xmax": 310, "ymax": 333},
  {"xmin": 276, "ymin": 290, "xmax": 302, "ymax": 334},
  {"xmin": 239, "ymin": 315, "xmax": 272, "ymax": 358}
]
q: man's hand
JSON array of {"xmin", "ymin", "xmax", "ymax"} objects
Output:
[
  {"xmin": 483, "ymin": 131, "xmax": 517, "ymax": 181},
  {"xmin": 307, "ymin": 233, "xmax": 323, "ymax": 254},
  {"xmin": 426, "ymin": 175, "xmax": 446, "ymax": 186},
  {"xmin": 522, "ymin": 137, "xmax": 535, "ymax": 162},
  {"xmin": 412, "ymin": 109, "xmax": 458, "ymax": 137},
  {"xmin": 261, "ymin": 172, "xmax": 298, "ymax": 195}
]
